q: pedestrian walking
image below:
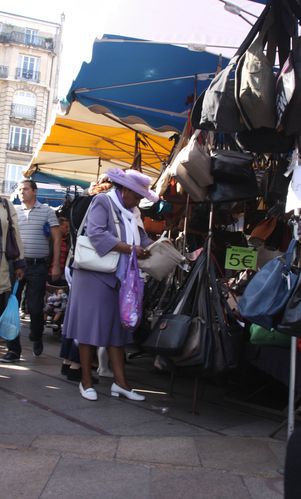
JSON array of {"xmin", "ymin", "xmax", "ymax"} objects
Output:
[
  {"xmin": 1, "ymin": 180, "xmax": 61, "ymax": 361},
  {"xmin": 0, "ymin": 195, "xmax": 25, "ymax": 331}
]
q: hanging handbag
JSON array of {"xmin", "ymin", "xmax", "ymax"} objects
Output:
[
  {"xmin": 199, "ymin": 3, "xmax": 272, "ymax": 133},
  {"xmin": 170, "ymin": 274, "xmax": 213, "ymax": 370},
  {"xmin": 200, "ymin": 56, "xmax": 246, "ymax": 133},
  {"xmin": 2, "ymin": 198, "xmax": 20, "ymax": 260},
  {"xmin": 276, "ymin": 272, "xmax": 301, "ymax": 337},
  {"xmin": 235, "ymin": 10, "xmax": 277, "ymax": 130},
  {"xmin": 249, "ymin": 217, "xmax": 278, "ymax": 246},
  {"xmin": 174, "ymin": 163, "xmax": 208, "ymax": 202},
  {"xmin": 209, "ymin": 150, "xmax": 259, "ymax": 203},
  {"xmin": 276, "ymin": 36, "xmax": 301, "ymax": 136},
  {"xmin": 180, "ymin": 132, "xmax": 213, "ymax": 187},
  {"xmin": 238, "ymin": 239, "xmax": 299, "ymax": 329},
  {"xmin": 0, "ymin": 281, "xmax": 20, "ymax": 341},
  {"xmin": 235, "ymin": 127, "xmax": 295, "ymax": 154},
  {"xmin": 249, "ymin": 323, "xmax": 290, "ymax": 348},
  {"xmin": 171, "ymin": 146, "xmax": 208, "ymax": 202},
  {"xmin": 210, "ymin": 150, "xmax": 254, "ymax": 182},
  {"xmin": 142, "ymin": 313, "xmax": 192, "ymax": 356},
  {"xmin": 73, "ymin": 197, "xmax": 121, "ymax": 272}
]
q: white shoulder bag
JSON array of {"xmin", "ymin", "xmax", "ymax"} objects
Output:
[{"xmin": 74, "ymin": 197, "xmax": 121, "ymax": 273}]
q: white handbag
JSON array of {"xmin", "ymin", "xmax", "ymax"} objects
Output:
[
  {"xmin": 74, "ymin": 197, "xmax": 121, "ymax": 273},
  {"xmin": 138, "ymin": 237, "xmax": 185, "ymax": 281}
]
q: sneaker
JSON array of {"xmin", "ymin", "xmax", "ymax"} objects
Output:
[
  {"xmin": 33, "ymin": 340, "xmax": 43, "ymax": 357},
  {"xmin": 0, "ymin": 351, "xmax": 20, "ymax": 363}
]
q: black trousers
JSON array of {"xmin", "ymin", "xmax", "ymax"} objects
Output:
[{"xmin": 7, "ymin": 260, "xmax": 48, "ymax": 355}]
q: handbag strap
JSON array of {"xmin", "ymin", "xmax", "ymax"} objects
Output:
[
  {"xmin": 173, "ymin": 249, "xmax": 207, "ymax": 314},
  {"xmin": 2, "ymin": 198, "xmax": 13, "ymax": 228},
  {"xmin": 284, "ymin": 238, "xmax": 297, "ymax": 270},
  {"xmin": 12, "ymin": 280, "xmax": 19, "ymax": 296},
  {"xmin": 77, "ymin": 196, "xmax": 121, "ymax": 239}
]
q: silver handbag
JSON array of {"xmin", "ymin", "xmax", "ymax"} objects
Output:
[
  {"xmin": 138, "ymin": 238, "xmax": 185, "ymax": 281},
  {"xmin": 74, "ymin": 197, "xmax": 121, "ymax": 273}
]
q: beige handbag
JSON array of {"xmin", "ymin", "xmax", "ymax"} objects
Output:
[
  {"xmin": 180, "ymin": 132, "xmax": 213, "ymax": 187},
  {"xmin": 174, "ymin": 163, "xmax": 208, "ymax": 202},
  {"xmin": 235, "ymin": 11, "xmax": 277, "ymax": 129},
  {"xmin": 138, "ymin": 238, "xmax": 185, "ymax": 281}
]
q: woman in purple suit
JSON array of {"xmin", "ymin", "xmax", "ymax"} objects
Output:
[{"xmin": 63, "ymin": 168, "xmax": 157, "ymax": 402}]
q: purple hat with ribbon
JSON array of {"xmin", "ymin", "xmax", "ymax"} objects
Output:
[{"xmin": 107, "ymin": 168, "xmax": 159, "ymax": 202}]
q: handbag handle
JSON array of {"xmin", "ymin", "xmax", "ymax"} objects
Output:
[
  {"xmin": 283, "ymin": 238, "xmax": 297, "ymax": 271},
  {"xmin": 12, "ymin": 280, "xmax": 19, "ymax": 296},
  {"xmin": 127, "ymin": 245, "xmax": 139, "ymax": 275}
]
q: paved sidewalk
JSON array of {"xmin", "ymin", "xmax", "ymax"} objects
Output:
[{"xmin": 0, "ymin": 322, "xmax": 287, "ymax": 499}]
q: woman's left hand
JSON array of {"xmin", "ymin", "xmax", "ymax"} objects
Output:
[{"xmin": 136, "ymin": 246, "xmax": 150, "ymax": 259}]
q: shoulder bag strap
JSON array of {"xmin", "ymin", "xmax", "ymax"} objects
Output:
[
  {"xmin": 77, "ymin": 196, "xmax": 121, "ymax": 239},
  {"xmin": 2, "ymin": 198, "xmax": 13, "ymax": 228}
]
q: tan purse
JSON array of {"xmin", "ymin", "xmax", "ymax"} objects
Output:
[{"xmin": 138, "ymin": 238, "xmax": 185, "ymax": 281}]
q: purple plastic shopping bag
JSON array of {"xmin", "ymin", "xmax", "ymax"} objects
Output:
[{"xmin": 119, "ymin": 246, "xmax": 144, "ymax": 331}]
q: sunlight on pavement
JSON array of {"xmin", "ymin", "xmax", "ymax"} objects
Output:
[{"xmin": 0, "ymin": 364, "xmax": 30, "ymax": 371}]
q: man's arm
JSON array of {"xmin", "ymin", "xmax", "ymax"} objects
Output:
[{"xmin": 50, "ymin": 226, "xmax": 61, "ymax": 280}]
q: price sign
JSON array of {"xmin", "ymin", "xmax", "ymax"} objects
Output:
[{"xmin": 225, "ymin": 246, "xmax": 257, "ymax": 271}]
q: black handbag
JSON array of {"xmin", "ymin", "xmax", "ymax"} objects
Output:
[
  {"xmin": 2, "ymin": 199, "xmax": 20, "ymax": 260},
  {"xmin": 276, "ymin": 272, "xmax": 301, "ymax": 337},
  {"xmin": 209, "ymin": 151, "xmax": 259, "ymax": 202},
  {"xmin": 142, "ymin": 314, "xmax": 192, "ymax": 356},
  {"xmin": 235, "ymin": 127, "xmax": 295, "ymax": 154},
  {"xmin": 276, "ymin": 36, "xmax": 301, "ymax": 136},
  {"xmin": 210, "ymin": 150, "xmax": 254, "ymax": 182}
]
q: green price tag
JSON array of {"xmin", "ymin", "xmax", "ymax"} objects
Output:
[{"xmin": 225, "ymin": 246, "xmax": 257, "ymax": 271}]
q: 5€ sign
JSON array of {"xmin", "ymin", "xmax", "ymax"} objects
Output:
[{"xmin": 225, "ymin": 246, "xmax": 257, "ymax": 271}]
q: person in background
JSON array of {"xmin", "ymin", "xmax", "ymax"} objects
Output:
[
  {"xmin": 44, "ymin": 288, "xmax": 68, "ymax": 325},
  {"xmin": 0, "ymin": 180, "xmax": 61, "ymax": 362},
  {"xmin": 47, "ymin": 216, "xmax": 70, "ymax": 286},
  {"xmin": 0, "ymin": 195, "xmax": 25, "ymax": 341},
  {"xmin": 62, "ymin": 168, "xmax": 156, "ymax": 401}
]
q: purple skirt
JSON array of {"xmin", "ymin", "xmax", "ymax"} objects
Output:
[{"xmin": 62, "ymin": 269, "xmax": 132, "ymax": 347}]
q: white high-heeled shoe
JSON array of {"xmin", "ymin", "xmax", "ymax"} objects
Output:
[
  {"xmin": 110, "ymin": 382, "xmax": 145, "ymax": 401},
  {"xmin": 79, "ymin": 382, "xmax": 98, "ymax": 401}
]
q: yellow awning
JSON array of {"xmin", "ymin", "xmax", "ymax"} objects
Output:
[{"xmin": 25, "ymin": 102, "xmax": 177, "ymax": 184}]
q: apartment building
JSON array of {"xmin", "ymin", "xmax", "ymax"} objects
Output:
[{"xmin": 0, "ymin": 11, "xmax": 64, "ymax": 194}]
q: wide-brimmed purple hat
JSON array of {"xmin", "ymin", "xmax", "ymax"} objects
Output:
[{"xmin": 107, "ymin": 168, "xmax": 159, "ymax": 203}]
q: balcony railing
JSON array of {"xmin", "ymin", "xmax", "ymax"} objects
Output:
[
  {"xmin": 7, "ymin": 143, "xmax": 33, "ymax": 154},
  {"xmin": 0, "ymin": 65, "xmax": 8, "ymax": 78},
  {"xmin": 15, "ymin": 67, "xmax": 40, "ymax": 83},
  {"xmin": 10, "ymin": 104, "xmax": 37, "ymax": 121},
  {"xmin": 2, "ymin": 180, "xmax": 18, "ymax": 195},
  {"xmin": 0, "ymin": 31, "xmax": 54, "ymax": 50}
]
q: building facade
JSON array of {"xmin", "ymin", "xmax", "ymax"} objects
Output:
[{"xmin": 0, "ymin": 11, "xmax": 64, "ymax": 194}]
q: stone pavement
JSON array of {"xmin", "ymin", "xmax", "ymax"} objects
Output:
[{"xmin": 0, "ymin": 321, "xmax": 288, "ymax": 499}]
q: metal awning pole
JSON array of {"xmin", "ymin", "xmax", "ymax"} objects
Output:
[
  {"xmin": 288, "ymin": 336, "xmax": 297, "ymax": 439},
  {"xmin": 288, "ymin": 211, "xmax": 300, "ymax": 440}
]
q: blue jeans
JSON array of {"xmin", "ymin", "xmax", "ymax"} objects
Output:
[{"xmin": 7, "ymin": 260, "xmax": 48, "ymax": 355}]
